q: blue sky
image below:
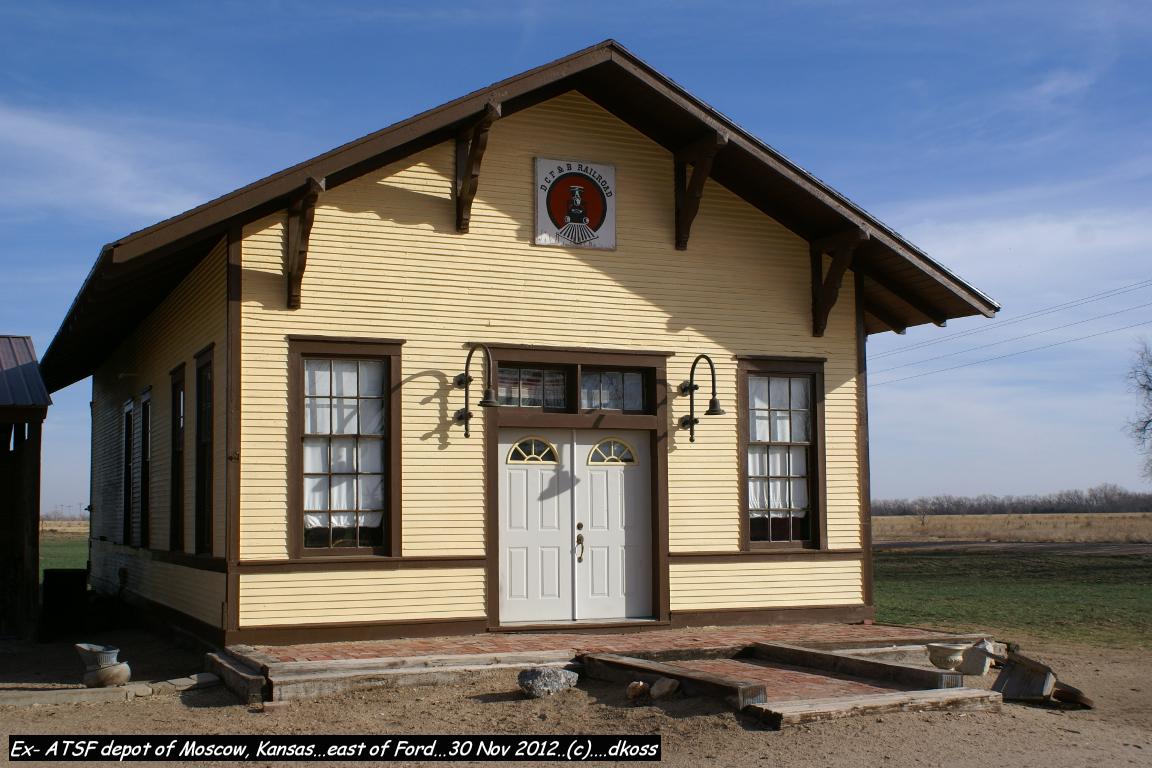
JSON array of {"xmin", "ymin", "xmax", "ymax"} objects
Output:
[{"xmin": 2, "ymin": 1, "xmax": 1150, "ymax": 513}]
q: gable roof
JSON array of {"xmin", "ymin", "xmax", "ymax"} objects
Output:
[
  {"xmin": 41, "ymin": 39, "xmax": 997, "ymax": 392},
  {"xmin": 0, "ymin": 336, "xmax": 50, "ymax": 420}
]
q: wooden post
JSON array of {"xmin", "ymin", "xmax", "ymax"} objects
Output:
[{"xmin": 18, "ymin": 421, "xmax": 42, "ymax": 639}]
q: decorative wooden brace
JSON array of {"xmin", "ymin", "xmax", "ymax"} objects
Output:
[
  {"xmin": 455, "ymin": 102, "xmax": 501, "ymax": 234},
  {"xmin": 674, "ymin": 131, "xmax": 728, "ymax": 250},
  {"xmin": 285, "ymin": 177, "xmax": 324, "ymax": 310},
  {"xmin": 810, "ymin": 227, "xmax": 869, "ymax": 337}
]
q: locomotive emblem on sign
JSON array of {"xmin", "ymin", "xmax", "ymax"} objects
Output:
[{"xmin": 534, "ymin": 158, "xmax": 616, "ymax": 249}]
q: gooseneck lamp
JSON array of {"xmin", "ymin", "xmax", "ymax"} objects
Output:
[
  {"xmin": 678, "ymin": 353, "xmax": 725, "ymax": 442},
  {"xmin": 454, "ymin": 343, "xmax": 499, "ymax": 437}
]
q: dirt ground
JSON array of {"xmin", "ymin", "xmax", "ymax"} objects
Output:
[{"xmin": 2, "ymin": 634, "xmax": 1149, "ymax": 767}]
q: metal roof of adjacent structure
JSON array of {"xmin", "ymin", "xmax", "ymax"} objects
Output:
[
  {"xmin": 40, "ymin": 39, "xmax": 998, "ymax": 392},
  {"xmin": 0, "ymin": 336, "xmax": 51, "ymax": 419}
]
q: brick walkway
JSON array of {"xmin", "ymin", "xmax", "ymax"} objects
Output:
[
  {"xmin": 669, "ymin": 659, "xmax": 904, "ymax": 700},
  {"xmin": 238, "ymin": 623, "xmax": 946, "ymax": 664}
]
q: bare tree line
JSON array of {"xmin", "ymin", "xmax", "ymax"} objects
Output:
[{"xmin": 873, "ymin": 483, "xmax": 1152, "ymax": 517}]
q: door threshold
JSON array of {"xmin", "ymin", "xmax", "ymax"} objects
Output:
[{"xmin": 491, "ymin": 618, "xmax": 669, "ymax": 634}]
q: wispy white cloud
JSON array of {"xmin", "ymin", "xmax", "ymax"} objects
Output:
[
  {"xmin": 0, "ymin": 101, "xmax": 286, "ymax": 226},
  {"xmin": 0, "ymin": 101, "xmax": 219, "ymax": 221},
  {"xmin": 1027, "ymin": 69, "xmax": 1098, "ymax": 104}
]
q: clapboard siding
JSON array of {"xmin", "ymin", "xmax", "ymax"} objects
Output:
[
  {"xmin": 237, "ymin": 568, "xmax": 485, "ymax": 626},
  {"xmin": 669, "ymin": 559, "xmax": 864, "ymax": 610},
  {"xmin": 238, "ymin": 91, "xmax": 861, "ymax": 618},
  {"xmin": 90, "ymin": 238, "xmax": 228, "ymax": 568},
  {"xmin": 89, "ymin": 540, "xmax": 226, "ymax": 627}
]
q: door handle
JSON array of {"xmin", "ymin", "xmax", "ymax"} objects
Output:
[{"xmin": 576, "ymin": 533, "xmax": 584, "ymax": 563}]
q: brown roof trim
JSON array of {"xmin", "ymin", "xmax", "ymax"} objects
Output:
[{"xmin": 43, "ymin": 39, "xmax": 998, "ymax": 391}]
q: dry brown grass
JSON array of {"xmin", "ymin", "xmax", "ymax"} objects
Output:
[
  {"xmin": 873, "ymin": 512, "xmax": 1152, "ymax": 543},
  {"xmin": 38, "ymin": 519, "xmax": 88, "ymax": 536}
]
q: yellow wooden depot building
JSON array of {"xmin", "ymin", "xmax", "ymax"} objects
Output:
[{"xmin": 42, "ymin": 41, "xmax": 997, "ymax": 645}]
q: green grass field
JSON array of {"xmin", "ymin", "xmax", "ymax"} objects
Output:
[
  {"xmin": 39, "ymin": 532, "xmax": 88, "ymax": 581},
  {"xmin": 874, "ymin": 551, "xmax": 1152, "ymax": 649}
]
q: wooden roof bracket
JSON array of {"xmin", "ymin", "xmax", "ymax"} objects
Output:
[
  {"xmin": 285, "ymin": 177, "xmax": 324, "ymax": 310},
  {"xmin": 674, "ymin": 131, "xmax": 729, "ymax": 250},
  {"xmin": 455, "ymin": 101, "xmax": 502, "ymax": 234},
  {"xmin": 811, "ymin": 227, "xmax": 869, "ymax": 337}
]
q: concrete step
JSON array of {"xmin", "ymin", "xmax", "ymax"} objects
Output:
[
  {"xmin": 748, "ymin": 687, "xmax": 1002, "ymax": 728},
  {"xmin": 269, "ymin": 659, "xmax": 579, "ymax": 702}
]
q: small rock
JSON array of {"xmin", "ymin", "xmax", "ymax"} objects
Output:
[
  {"xmin": 649, "ymin": 677, "xmax": 679, "ymax": 700},
  {"xmin": 168, "ymin": 677, "xmax": 197, "ymax": 692},
  {"xmin": 626, "ymin": 681, "xmax": 649, "ymax": 700},
  {"xmin": 148, "ymin": 681, "xmax": 176, "ymax": 696},
  {"xmin": 126, "ymin": 684, "xmax": 153, "ymax": 698},
  {"xmin": 188, "ymin": 672, "xmax": 220, "ymax": 688},
  {"xmin": 517, "ymin": 667, "xmax": 578, "ymax": 698},
  {"xmin": 261, "ymin": 700, "xmax": 290, "ymax": 714}
]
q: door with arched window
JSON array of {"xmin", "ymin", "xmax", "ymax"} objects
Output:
[
  {"xmin": 497, "ymin": 429, "xmax": 652, "ymax": 623},
  {"xmin": 573, "ymin": 431, "xmax": 652, "ymax": 620}
]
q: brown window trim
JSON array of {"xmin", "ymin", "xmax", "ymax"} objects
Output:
[
  {"xmin": 287, "ymin": 337, "xmax": 404, "ymax": 559},
  {"xmin": 737, "ymin": 357, "xmax": 827, "ymax": 551},
  {"xmin": 121, "ymin": 399, "xmax": 134, "ymax": 546},
  {"xmin": 194, "ymin": 346, "xmax": 214, "ymax": 556},
  {"xmin": 139, "ymin": 388, "xmax": 152, "ymax": 550},
  {"xmin": 169, "ymin": 364, "xmax": 186, "ymax": 552},
  {"xmin": 488, "ymin": 346, "xmax": 668, "ymax": 428},
  {"xmin": 484, "ymin": 342, "xmax": 672, "ymax": 625}
]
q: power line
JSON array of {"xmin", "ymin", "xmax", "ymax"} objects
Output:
[
  {"xmin": 870, "ymin": 318, "xmax": 1152, "ymax": 387},
  {"xmin": 872, "ymin": 300, "xmax": 1152, "ymax": 375},
  {"xmin": 871, "ymin": 278, "xmax": 1152, "ymax": 360}
]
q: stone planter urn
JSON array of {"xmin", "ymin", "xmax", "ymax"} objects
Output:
[
  {"xmin": 75, "ymin": 643, "xmax": 132, "ymax": 688},
  {"xmin": 926, "ymin": 642, "xmax": 969, "ymax": 670}
]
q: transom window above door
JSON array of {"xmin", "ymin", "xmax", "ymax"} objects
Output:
[
  {"xmin": 496, "ymin": 362, "xmax": 650, "ymax": 414},
  {"xmin": 498, "ymin": 367, "xmax": 568, "ymax": 409}
]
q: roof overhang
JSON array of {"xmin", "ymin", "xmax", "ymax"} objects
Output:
[
  {"xmin": 0, "ymin": 336, "xmax": 51, "ymax": 421},
  {"xmin": 41, "ymin": 39, "xmax": 997, "ymax": 392}
]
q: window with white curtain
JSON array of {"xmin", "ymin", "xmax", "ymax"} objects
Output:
[
  {"xmin": 747, "ymin": 373, "xmax": 813, "ymax": 543},
  {"xmin": 302, "ymin": 357, "xmax": 387, "ymax": 549}
]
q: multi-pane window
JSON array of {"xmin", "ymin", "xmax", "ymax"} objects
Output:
[
  {"xmin": 495, "ymin": 364, "xmax": 649, "ymax": 413},
  {"xmin": 303, "ymin": 358, "xmax": 387, "ymax": 549},
  {"xmin": 498, "ymin": 367, "xmax": 567, "ymax": 409},
  {"xmin": 580, "ymin": 370, "xmax": 644, "ymax": 411},
  {"xmin": 747, "ymin": 374, "xmax": 812, "ymax": 543}
]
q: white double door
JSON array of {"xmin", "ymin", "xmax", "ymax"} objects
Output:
[{"xmin": 498, "ymin": 429, "xmax": 652, "ymax": 624}]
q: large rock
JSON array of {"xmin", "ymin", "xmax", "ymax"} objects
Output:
[
  {"xmin": 650, "ymin": 677, "xmax": 679, "ymax": 700},
  {"xmin": 82, "ymin": 662, "xmax": 131, "ymax": 688},
  {"xmin": 517, "ymin": 667, "xmax": 579, "ymax": 698}
]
